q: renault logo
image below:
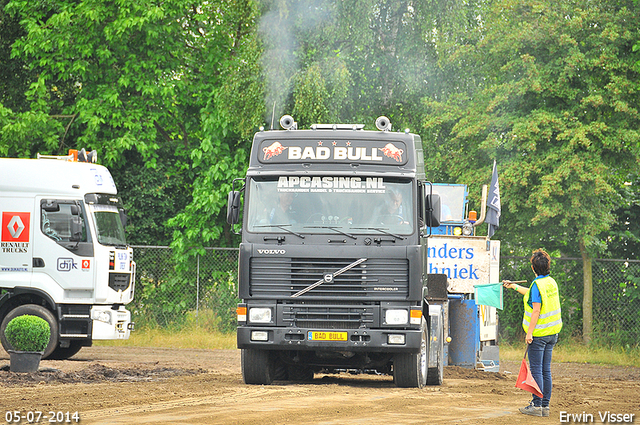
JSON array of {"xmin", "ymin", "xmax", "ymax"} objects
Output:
[{"xmin": 7, "ymin": 216, "xmax": 25, "ymax": 239}]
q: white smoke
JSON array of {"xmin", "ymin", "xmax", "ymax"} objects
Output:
[{"xmin": 258, "ymin": 0, "xmax": 331, "ymax": 128}]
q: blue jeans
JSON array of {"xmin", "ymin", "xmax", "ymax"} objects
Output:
[{"xmin": 528, "ymin": 334, "xmax": 558, "ymax": 407}]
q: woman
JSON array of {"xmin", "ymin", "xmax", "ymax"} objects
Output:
[{"xmin": 503, "ymin": 249, "xmax": 562, "ymax": 417}]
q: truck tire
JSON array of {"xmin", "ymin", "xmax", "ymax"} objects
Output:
[
  {"xmin": 427, "ymin": 323, "xmax": 444, "ymax": 385},
  {"xmin": 241, "ymin": 348, "xmax": 275, "ymax": 385},
  {"xmin": 48, "ymin": 341, "xmax": 83, "ymax": 360},
  {"xmin": 393, "ymin": 318, "xmax": 429, "ymax": 388},
  {"xmin": 0, "ymin": 304, "xmax": 59, "ymax": 359}
]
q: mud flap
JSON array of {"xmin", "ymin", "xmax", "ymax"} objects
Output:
[{"xmin": 427, "ymin": 304, "xmax": 444, "ymax": 385}]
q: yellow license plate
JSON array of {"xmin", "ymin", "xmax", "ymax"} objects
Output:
[{"xmin": 307, "ymin": 331, "xmax": 348, "ymax": 341}]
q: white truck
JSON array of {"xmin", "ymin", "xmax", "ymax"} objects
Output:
[{"xmin": 0, "ymin": 151, "xmax": 135, "ymax": 359}]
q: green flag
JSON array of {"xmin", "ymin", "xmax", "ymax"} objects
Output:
[{"xmin": 474, "ymin": 283, "xmax": 503, "ymax": 310}]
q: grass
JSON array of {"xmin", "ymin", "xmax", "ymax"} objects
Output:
[
  {"xmin": 500, "ymin": 340, "xmax": 640, "ymax": 368},
  {"xmin": 97, "ymin": 327, "xmax": 640, "ymax": 368},
  {"xmin": 95, "ymin": 327, "xmax": 236, "ymax": 350}
]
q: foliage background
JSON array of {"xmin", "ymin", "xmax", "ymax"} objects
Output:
[{"xmin": 1, "ymin": 0, "xmax": 639, "ymax": 344}]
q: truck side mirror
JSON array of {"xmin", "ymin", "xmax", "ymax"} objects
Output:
[
  {"xmin": 425, "ymin": 194, "xmax": 441, "ymax": 228},
  {"xmin": 227, "ymin": 191, "xmax": 241, "ymax": 225},
  {"xmin": 70, "ymin": 216, "xmax": 83, "ymax": 242}
]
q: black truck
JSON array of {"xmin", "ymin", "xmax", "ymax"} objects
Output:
[{"xmin": 227, "ymin": 115, "xmax": 447, "ymax": 388}]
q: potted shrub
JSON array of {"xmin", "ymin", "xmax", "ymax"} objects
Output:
[{"xmin": 4, "ymin": 314, "xmax": 51, "ymax": 372}]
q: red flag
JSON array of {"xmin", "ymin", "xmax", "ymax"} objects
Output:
[{"xmin": 515, "ymin": 347, "xmax": 543, "ymax": 398}]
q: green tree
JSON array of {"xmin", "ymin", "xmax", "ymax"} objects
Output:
[
  {"xmin": 2, "ymin": 0, "xmax": 265, "ymax": 252},
  {"xmin": 258, "ymin": 0, "xmax": 483, "ymax": 131},
  {"xmin": 605, "ymin": 176, "xmax": 640, "ymax": 260},
  {"xmin": 423, "ymin": 0, "xmax": 640, "ymax": 344}
]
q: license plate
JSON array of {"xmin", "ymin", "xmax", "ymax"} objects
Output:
[{"xmin": 307, "ymin": 331, "xmax": 348, "ymax": 341}]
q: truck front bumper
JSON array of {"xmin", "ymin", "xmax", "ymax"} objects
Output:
[
  {"xmin": 91, "ymin": 305, "xmax": 132, "ymax": 340},
  {"xmin": 237, "ymin": 326, "xmax": 422, "ymax": 353}
]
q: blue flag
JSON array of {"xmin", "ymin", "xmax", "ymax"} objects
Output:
[{"xmin": 487, "ymin": 160, "xmax": 501, "ymax": 238}]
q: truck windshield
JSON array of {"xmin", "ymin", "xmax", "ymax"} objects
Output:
[
  {"xmin": 85, "ymin": 194, "xmax": 127, "ymax": 246},
  {"xmin": 91, "ymin": 204, "xmax": 127, "ymax": 246},
  {"xmin": 246, "ymin": 176, "xmax": 414, "ymax": 235}
]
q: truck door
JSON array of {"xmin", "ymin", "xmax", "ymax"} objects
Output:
[
  {"xmin": 31, "ymin": 198, "xmax": 95, "ymax": 293},
  {"xmin": 0, "ymin": 197, "xmax": 34, "ymax": 288}
]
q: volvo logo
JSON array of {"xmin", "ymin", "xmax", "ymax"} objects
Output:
[
  {"xmin": 323, "ymin": 273, "xmax": 334, "ymax": 283},
  {"xmin": 257, "ymin": 249, "xmax": 286, "ymax": 255}
]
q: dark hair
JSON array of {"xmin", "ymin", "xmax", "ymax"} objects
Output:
[{"xmin": 530, "ymin": 249, "xmax": 551, "ymax": 276}]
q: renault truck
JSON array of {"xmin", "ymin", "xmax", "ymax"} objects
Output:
[{"xmin": 0, "ymin": 150, "xmax": 135, "ymax": 359}]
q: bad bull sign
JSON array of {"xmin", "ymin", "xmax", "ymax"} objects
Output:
[{"xmin": 259, "ymin": 139, "xmax": 407, "ymax": 165}]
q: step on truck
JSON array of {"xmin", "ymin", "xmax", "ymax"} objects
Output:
[
  {"xmin": 0, "ymin": 150, "xmax": 135, "ymax": 360},
  {"xmin": 227, "ymin": 116, "xmax": 499, "ymax": 387}
]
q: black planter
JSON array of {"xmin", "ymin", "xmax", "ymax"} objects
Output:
[{"xmin": 8, "ymin": 350, "xmax": 43, "ymax": 373}]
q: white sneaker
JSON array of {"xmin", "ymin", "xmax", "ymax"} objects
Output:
[{"xmin": 519, "ymin": 404, "xmax": 542, "ymax": 417}]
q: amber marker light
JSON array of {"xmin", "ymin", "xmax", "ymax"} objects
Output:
[
  {"xmin": 236, "ymin": 306, "xmax": 247, "ymax": 322},
  {"xmin": 410, "ymin": 308, "xmax": 422, "ymax": 325}
]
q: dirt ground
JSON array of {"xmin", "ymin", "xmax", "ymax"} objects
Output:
[{"xmin": 1, "ymin": 346, "xmax": 639, "ymax": 425}]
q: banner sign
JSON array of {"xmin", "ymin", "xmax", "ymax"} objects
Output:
[
  {"xmin": 427, "ymin": 237, "xmax": 498, "ymax": 293},
  {"xmin": 258, "ymin": 139, "xmax": 408, "ymax": 165}
]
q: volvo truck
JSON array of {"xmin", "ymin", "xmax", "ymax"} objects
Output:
[{"xmin": 227, "ymin": 116, "xmax": 499, "ymax": 387}]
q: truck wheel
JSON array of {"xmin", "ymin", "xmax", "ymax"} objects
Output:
[
  {"xmin": 241, "ymin": 348, "xmax": 275, "ymax": 385},
  {"xmin": 427, "ymin": 324, "xmax": 444, "ymax": 385},
  {"xmin": 48, "ymin": 341, "xmax": 83, "ymax": 360},
  {"xmin": 393, "ymin": 318, "xmax": 428, "ymax": 388},
  {"xmin": 0, "ymin": 304, "xmax": 59, "ymax": 359}
]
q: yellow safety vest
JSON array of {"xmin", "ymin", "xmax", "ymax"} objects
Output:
[{"xmin": 522, "ymin": 275, "xmax": 562, "ymax": 337}]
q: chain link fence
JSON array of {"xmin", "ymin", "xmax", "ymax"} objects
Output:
[
  {"xmin": 129, "ymin": 246, "xmax": 640, "ymax": 347},
  {"xmin": 501, "ymin": 256, "xmax": 640, "ymax": 347},
  {"xmin": 130, "ymin": 246, "xmax": 240, "ymax": 333}
]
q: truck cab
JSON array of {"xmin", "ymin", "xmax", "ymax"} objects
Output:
[
  {"xmin": 228, "ymin": 116, "xmax": 446, "ymax": 388},
  {"xmin": 0, "ymin": 151, "xmax": 135, "ymax": 359},
  {"xmin": 426, "ymin": 183, "xmax": 501, "ymax": 372}
]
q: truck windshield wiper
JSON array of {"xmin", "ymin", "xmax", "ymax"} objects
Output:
[
  {"xmin": 351, "ymin": 227, "xmax": 405, "ymax": 240},
  {"xmin": 253, "ymin": 224, "xmax": 305, "ymax": 239},
  {"xmin": 303, "ymin": 226, "xmax": 357, "ymax": 240}
]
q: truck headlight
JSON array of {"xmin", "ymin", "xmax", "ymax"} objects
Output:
[
  {"xmin": 462, "ymin": 220, "xmax": 474, "ymax": 236},
  {"xmin": 92, "ymin": 310, "xmax": 112, "ymax": 324},
  {"xmin": 385, "ymin": 309, "xmax": 409, "ymax": 325},
  {"xmin": 249, "ymin": 307, "xmax": 272, "ymax": 323}
]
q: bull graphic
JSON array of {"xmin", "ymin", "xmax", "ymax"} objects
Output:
[
  {"xmin": 380, "ymin": 143, "xmax": 404, "ymax": 162},
  {"xmin": 263, "ymin": 141, "xmax": 288, "ymax": 160}
]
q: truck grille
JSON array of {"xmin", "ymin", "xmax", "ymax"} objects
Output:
[
  {"xmin": 108, "ymin": 273, "xmax": 131, "ymax": 291},
  {"xmin": 281, "ymin": 303, "xmax": 375, "ymax": 329},
  {"xmin": 249, "ymin": 257, "xmax": 409, "ymax": 299}
]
